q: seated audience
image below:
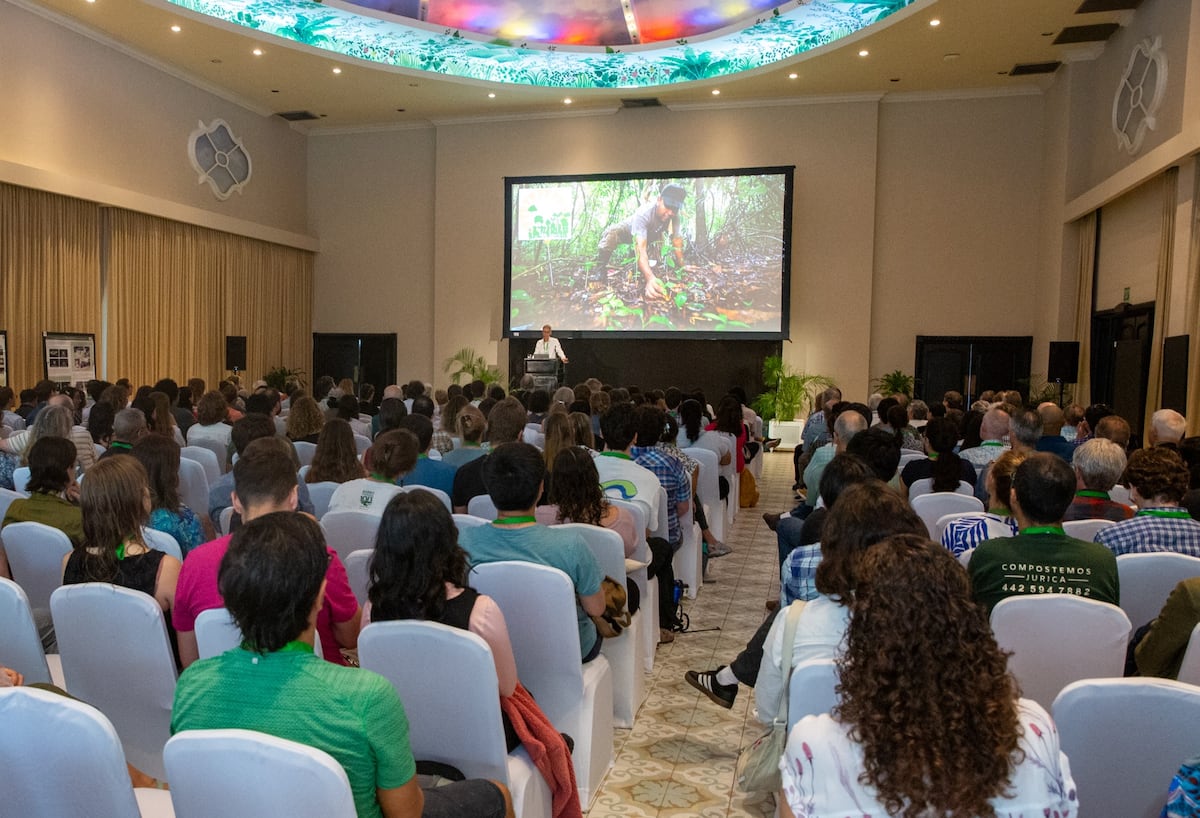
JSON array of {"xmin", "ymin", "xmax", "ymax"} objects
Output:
[
  {"xmin": 451, "ymin": 399, "xmax": 530, "ymax": 513},
  {"xmin": 958, "ymin": 406, "xmax": 1010, "ymax": 470},
  {"xmin": 441, "ymin": 404, "xmax": 487, "ymax": 468},
  {"xmin": 1034, "ymin": 402, "xmax": 1075, "ymax": 461},
  {"xmin": 285, "ymin": 395, "xmax": 325, "ymax": 443},
  {"xmin": 899, "ymin": 415, "xmax": 976, "ymax": 494},
  {"xmin": 781, "ymin": 535, "xmax": 1077, "ymax": 817},
  {"xmin": 306, "ymin": 418, "xmax": 367, "ymax": 484},
  {"xmin": 1, "ymin": 436, "xmax": 84, "ymax": 546},
  {"xmin": 968, "ymin": 452, "xmax": 1119, "ymax": 613},
  {"xmin": 395, "ymin": 415, "xmax": 456, "ymax": 497},
  {"xmin": 539, "ymin": 445, "xmax": 638, "ymax": 557},
  {"xmin": 1133, "ymin": 577, "xmax": 1200, "ymax": 678},
  {"xmin": 458, "ymin": 442, "xmax": 606, "ymax": 663},
  {"xmin": 1149, "ymin": 408, "xmax": 1188, "ymax": 449},
  {"xmin": 432, "ymin": 394, "xmax": 465, "ymax": 455},
  {"xmin": 176, "ymin": 441, "xmax": 360, "ymax": 667},
  {"xmin": 86, "ymin": 402, "xmax": 115, "ymax": 450},
  {"xmin": 1093, "ymin": 412, "xmax": 1132, "ymax": 450},
  {"xmin": 101, "ymin": 407, "xmax": 149, "ymax": 459},
  {"xmin": 940, "ymin": 450, "xmax": 1026, "ymax": 557},
  {"xmin": 327, "ymin": 429, "xmax": 417, "ymax": 515},
  {"xmin": 171, "ymin": 511, "xmax": 511, "ymax": 818},
  {"xmin": 1, "ymin": 404, "xmax": 93, "ymax": 481},
  {"xmin": 1063, "ymin": 437, "xmax": 1133, "ymax": 522},
  {"xmin": 208, "ymin": 415, "xmax": 315, "ymax": 526},
  {"xmin": 186, "ymin": 390, "xmax": 232, "ymax": 451},
  {"xmin": 131, "ymin": 435, "xmax": 207, "ymax": 555},
  {"xmin": 1096, "ymin": 447, "xmax": 1200, "ymax": 557}
]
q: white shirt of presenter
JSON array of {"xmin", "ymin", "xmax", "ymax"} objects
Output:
[{"xmin": 533, "ymin": 325, "xmax": 568, "ymax": 362}]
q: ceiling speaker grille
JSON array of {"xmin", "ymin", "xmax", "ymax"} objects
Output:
[
  {"xmin": 276, "ymin": 110, "xmax": 320, "ymax": 121},
  {"xmin": 1008, "ymin": 61, "xmax": 1063, "ymax": 76},
  {"xmin": 620, "ymin": 98, "xmax": 663, "ymax": 108}
]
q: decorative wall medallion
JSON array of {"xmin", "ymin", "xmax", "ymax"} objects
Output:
[
  {"xmin": 1112, "ymin": 36, "xmax": 1167, "ymax": 155},
  {"xmin": 188, "ymin": 119, "xmax": 252, "ymax": 200}
]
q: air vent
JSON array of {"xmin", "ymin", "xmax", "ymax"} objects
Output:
[
  {"xmin": 620, "ymin": 98, "xmax": 663, "ymax": 108},
  {"xmin": 1075, "ymin": 0, "xmax": 1143, "ymax": 12},
  {"xmin": 1008, "ymin": 61, "xmax": 1062, "ymax": 76},
  {"xmin": 275, "ymin": 110, "xmax": 320, "ymax": 121},
  {"xmin": 1054, "ymin": 23, "xmax": 1121, "ymax": 45}
]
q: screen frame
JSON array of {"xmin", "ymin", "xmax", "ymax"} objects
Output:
[{"xmin": 503, "ymin": 165, "xmax": 794, "ymax": 341}]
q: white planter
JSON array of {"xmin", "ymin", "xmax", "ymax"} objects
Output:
[{"xmin": 768, "ymin": 419, "xmax": 804, "ymax": 451}]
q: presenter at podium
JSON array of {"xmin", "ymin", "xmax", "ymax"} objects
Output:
[{"xmin": 533, "ymin": 324, "xmax": 568, "ymax": 363}]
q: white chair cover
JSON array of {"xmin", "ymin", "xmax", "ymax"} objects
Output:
[
  {"xmin": 453, "ymin": 513, "xmax": 489, "ymax": 533},
  {"xmin": 1116, "ymin": 552, "xmax": 1200, "ymax": 630},
  {"xmin": 398, "ymin": 483, "xmax": 452, "ymax": 512},
  {"xmin": 608, "ymin": 498, "xmax": 657, "ymax": 674},
  {"xmin": 682, "ymin": 446, "xmax": 723, "ymax": 544},
  {"xmin": 1053, "ymin": 678, "xmax": 1200, "ymax": 818},
  {"xmin": 218, "ymin": 506, "xmax": 235, "ymax": 536},
  {"xmin": 672, "ymin": 504, "xmax": 701, "ymax": 600},
  {"xmin": 471, "ymin": 561, "xmax": 614, "ymax": 808},
  {"xmin": 932, "ymin": 511, "xmax": 1014, "ymax": 543},
  {"xmin": 468, "ymin": 494, "xmax": 499, "ymax": 520},
  {"xmin": 786, "ymin": 658, "xmax": 839, "ymax": 732},
  {"xmin": 305, "ymin": 481, "xmax": 339, "ymax": 520},
  {"xmin": 1062, "ymin": 517, "xmax": 1117, "ymax": 542},
  {"xmin": 293, "ymin": 441, "xmax": 318, "ymax": 467},
  {"xmin": 194, "ymin": 606, "xmax": 322, "ymax": 661},
  {"xmin": 0, "ymin": 687, "xmax": 174, "ymax": 818},
  {"xmin": 165, "ymin": 728, "xmax": 356, "ymax": 818},
  {"xmin": 142, "ymin": 528, "xmax": 182, "ymax": 561},
  {"xmin": 176, "ymin": 458, "xmax": 209, "ymax": 526},
  {"xmin": 1177, "ymin": 622, "xmax": 1200, "ymax": 686},
  {"xmin": 180, "ymin": 446, "xmax": 221, "ymax": 485},
  {"xmin": 0, "ymin": 576, "xmax": 59, "ymax": 685},
  {"xmin": 1109, "ymin": 484, "xmax": 1133, "ymax": 506},
  {"xmin": 320, "ymin": 509, "xmax": 381, "ymax": 563},
  {"xmin": 556, "ymin": 523, "xmax": 645, "ymax": 728},
  {"xmin": 186, "ymin": 437, "xmax": 228, "ymax": 473},
  {"xmin": 50, "ymin": 583, "xmax": 178, "ymax": 780},
  {"xmin": 297, "ymin": 465, "xmax": 311, "ymax": 480},
  {"xmin": 897, "ymin": 450, "xmax": 926, "ymax": 470},
  {"xmin": 990, "ymin": 595, "xmax": 1130, "ymax": 709},
  {"xmin": 2, "ymin": 521, "xmax": 73, "ymax": 614},
  {"xmin": 910, "ymin": 491, "xmax": 984, "ymax": 538},
  {"xmin": 0, "ymin": 485, "xmax": 28, "ymax": 523},
  {"xmin": 359, "ymin": 621, "xmax": 553, "ymax": 818},
  {"xmin": 908, "ymin": 477, "xmax": 974, "ymax": 500},
  {"xmin": 353, "ymin": 434, "xmax": 372, "ymax": 456},
  {"xmin": 342, "ymin": 548, "xmax": 372, "ymax": 606},
  {"xmin": 12, "ymin": 466, "xmax": 30, "ymax": 493}
]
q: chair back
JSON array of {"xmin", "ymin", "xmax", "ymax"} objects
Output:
[
  {"xmin": 359, "ymin": 620, "xmax": 511, "ymax": 784},
  {"xmin": 990, "ymin": 594, "xmax": 1130, "ymax": 709},
  {"xmin": 218, "ymin": 506, "xmax": 235, "ymax": 535},
  {"xmin": 0, "ymin": 687, "xmax": 148, "ymax": 818},
  {"xmin": 787, "ymin": 658, "xmax": 839, "ymax": 732},
  {"xmin": 0, "ymin": 486, "xmax": 28, "ymax": 522},
  {"xmin": 1109, "ymin": 484, "xmax": 1133, "ymax": 506},
  {"xmin": 2, "ymin": 521, "xmax": 73, "ymax": 614},
  {"xmin": 1116, "ymin": 552, "xmax": 1200, "ymax": 630},
  {"xmin": 343, "ymin": 548, "xmax": 372, "ymax": 606},
  {"xmin": 0, "ymin": 576, "xmax": 53, "ymax": 684},
  {"xmin": 908, "ymin": 477, "xmax": 974, "ymax": 501},
  {"xmin": 176, "ymin": 457, "xmax": 209, "ymax": 525},
  {"xmin": 50, "ymin": 583, "xmax": 177, "ymax": 779},
  {"xmin": 306, "ymin": 481, "xmax": 339, "ymax": 520},
  {"xmin": 141, "ymin": 527, "xmax": 182, "ymax": 561},
  {"xmin": 320, "ymin": 509, "xmax": 381, "ymax": 563},
  {"xmin": 468, "ymin": 494, "xmax": 499, "ymax": 520},
  {"xmin": 1062, "ymin": 517, "xmax": 1117, "ymax": 542},
  {"xmin": 469, "ymin": 561, "xmax": 584, "ymax": 728},
  {"xmin": 1053, "ymin": 678, "xmax": 1200, "ymax": 818},
  {"xmin": 681, "ymin": 446, "xmax": 723, "ymax": 542},
  {"xmin": 187, "ymin": 437, "xmax": 228, "ymax": 473},
  {"xmin": 165, "ymin": 728, "xmax": 357, "ymax": 818},
  {"xmin": 12, "ymin": 466, "xmax": 30, "ymax": 493},
  {"xmin": 933, "ymin": 511, "xmax": 1014, "ymax": 543},
  {"xmin": 910, "ymin": 491, "xmax": 984, "ymax": 537},
  {"xmin": 399, "ymin": 484, "xmax": 452, "ymax": 512},
  {"xmin": 194, "ymin": 607, "xmax": 244, "ymax": 660},
  {"xmin": 180, "ymin": 445, "xmax": 221, "ymax": 485},
  {"xmin": 353, "ymin": 434, "xmax": 372, "ymax": 456},
  {"xmin": 897, "ymin": 451, "xmax": 926, "ymax": 470},
  {"xmin": 555, "ymin": 523, "xmax": 626, "ymax": 583},
  {"xmin": 453, "ymin": 513, "xmax": 488, "ymax": 534},
  {"xmin": 293, "ymin": 441, "xmax": 318, "ymax": 467},
  {"xmin": 1177, "ymin": 622, "xmax": 1200, "ymax": 686}
]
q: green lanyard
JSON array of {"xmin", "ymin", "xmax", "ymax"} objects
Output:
[
  {"xmin": 1076, "ymin": 490, "xmax": 1109, "ymax": 499},
  {"xmin": 1136, "ymin": 508, "xmax": 1192, "ymax": 519},
  {"xmin": 1021, "ymin": 526, "xmax": 1065, "ymax": 536},
  {"xmin": 492, "ymin": 516, "xmax": 537, "ymax": 525},
  {"xmin": 600, "ymin": 451, "xmax": 632, "ymax": 460},
  {"xmin": 115, "ymin": 541, "xmax": 129, "ymax": 560}
]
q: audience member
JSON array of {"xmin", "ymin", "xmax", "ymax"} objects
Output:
[
  {"xmin": 539, "ymin": 445, "xmax": 638, "ymax": 558},
  {"xmin": 208, "ymin": 414, "xmax": 315, "ymax": 526},
  {"xmin": 1, "ymin": 436, "xmax": 84, "ymax": 546},
  {"xmin": 131, "ymin": 434, "xmax": 207, "ymax": 555},
  {"xmin": 1034, "ymin": 402, "xmax": 1075, "ymax": 461},
  {"xmin": 442, "ymin": 404, "xmax": 487, "ymax": 468},
  {"xmin": 1094, "ymin": 413, "xmax": 1132, "ymax": 451},
  {"xmin": 451, "ymin": 398, "xmax": 529, "ymax": 513},
  {"xmin": 186, "ymin": 391, "xmax": 232, "ymax": 452},
  {"xmin": 959, "ymin": 406, "xmax": 1010, "ymax": 470},
  {"xmin": 327, "ymin": 429, "xmax": 418, "ymax": 515},
  {"xmin": 1149, "ymin": 408, "xmax": 1188, "ymax": 449},
  {"xmin": 899, "ymin": 415, "xmax": 976, "ymax": 494},
  {"xmin": 285, "ymin": 395, "xmax": 325, "ymax": 443},
  {"xmin": 940, "ymin": 450, "xmax": 1025, "ymax": 557},
  {"xmin": 1133, "ymin": 577, "xmax": 1200, "ymax": 679},
  {"xmin": 1064, "ymin": 438, "xmax": 1132, "ymax": 522},
  {"xmin": 395, "ymin": 414, "xmax": 456, "ymax": 497},
  {"xmin": 306, "ymin": 418, "xmax": 366, "ymax": 484},
  {"xmin": 1096, "ymin": 447, "xmax": 1200, "ymax": 557}
]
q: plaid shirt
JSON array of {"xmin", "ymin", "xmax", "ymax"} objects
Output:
[
  {"xmin": 1095, "ymin": 507, "xmax": 1200, "ymax": 556},
  {"xmin": 781, "ymin": 542, "xmax": 822, "ymax": 604},
  {"xmin": 632, "ymin": 445, "xmax": 690, "ymax": 545}
]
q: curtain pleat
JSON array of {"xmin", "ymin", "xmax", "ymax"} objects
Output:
[
  {"xmin": 1142, "ymin": 167, "xmax": 1177, "ymax": 429},
  {"xmin": 1187, "ymin": 169, "xmax": 1200, "ymax": 434},
  {"xmin": 1072, "ymin": 212, "xmax": 1098, "ymax": 408}
]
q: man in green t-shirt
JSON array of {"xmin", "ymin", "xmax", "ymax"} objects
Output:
[
  {"xmin": 171, "ymin": 512, "xmax": 511, "ymax": 818},
  {"xmin": 968, "ymin": 452, "xmax": 1119, "ymax": 615}
]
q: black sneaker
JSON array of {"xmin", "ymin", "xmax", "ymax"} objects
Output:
[{"xmin": 685, "ymin": 666, "xmax": 737, "ymax": 709}]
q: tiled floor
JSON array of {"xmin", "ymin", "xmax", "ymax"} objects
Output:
[{"xmin": 588, "ymin": 450, "xmax": 795, "ymax": 817}]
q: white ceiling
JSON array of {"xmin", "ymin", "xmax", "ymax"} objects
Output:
[{"xmin": 18, "ymin": 0, "xmax": 1135, "ymax": 129}]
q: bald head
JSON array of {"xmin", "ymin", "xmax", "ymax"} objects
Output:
[
  {"xmin": 833, "ymin": 410, "xmax": 868, "ymax": 451},
  {"xmin": 1037, "ymin": 403, "xmax": 1065, "ymax": 435},
  {"xmin": 980, "ymin": 407, "xmax": 1010, "ymax": 441}
]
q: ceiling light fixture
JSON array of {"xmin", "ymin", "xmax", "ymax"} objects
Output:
[
  {"xmin": 252, "ymin": 48, "xmax": 263, "ymax": 56},
  {"xmin": 929, "ymin": 19, "xmax": 940, "ymax": 27},
  {"xmin": 858, "ymin": 49, "xmax": 869, "ymax": 57},
  {"xmin": 332, "ymin": 67, "xmax": 342, "ymax": 74},
  {"xmin": 170, "ymin": 24, "xmax": 181, "ymax": 32},
  {"xmin": 488, "ymin": 92, "xmax": 496, "ymax": 98},
  {"xmin": 788, "ymin": 73, "xmax": 798, "ymax": 79},
  {"xmin": 563, "ymin": 97, "xmax": 573, "ymax": 104},
  {"xmin": 711, "ymin": 89, "xmax": 720, "ymax": 95}
]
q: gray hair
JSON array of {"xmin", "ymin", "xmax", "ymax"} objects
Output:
[
  {"xmin": 1072, "ymin": 438, "xmax": 1127, "ymax": 491},
  {"xmin": 112, "ymin": 407, "xmax": 148, "ymax": 441},
  {"xmin": 834, "ymin": 409, "xmax": 869, "ymax": 443},
  {"xmin": 1008, "ymin": 409, "xmax": 1041, "ymax": 449},
  {"xmin": 981, "ymin": 407, "xmax": 1011, "ymax": 441},
  {"xmin": 908, "ymin": 400, "xmax": 929, "ymax": 420},
  {"xmin": 1152, "ymin": 409, "xmax": 1187, "ymax": 443}
]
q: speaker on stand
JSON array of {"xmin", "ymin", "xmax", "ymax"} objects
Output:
[
  {"xmin": 1047, "ymin": 341, "xmax": 1080, "ymax": 407},
  {"xmin": 225, "ymin": 336, "xmax": 247, "ymax": 377}
]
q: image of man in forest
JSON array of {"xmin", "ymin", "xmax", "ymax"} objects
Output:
[{"xmin": 595, "ymin": 183, "xmax": 686, "ymax": 301}]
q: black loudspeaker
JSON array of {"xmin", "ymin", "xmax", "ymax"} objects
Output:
[
  {"xmin": 1047, "ymin": 341, "xmax": 1080, "ymax": 383},
  {"xmin": 225, "ymin": 336, "xmax": 247, "ymax": 371},
  {"xmin": 1161, "ymin": 335, "xmax": 1190, "ymax": 414}
]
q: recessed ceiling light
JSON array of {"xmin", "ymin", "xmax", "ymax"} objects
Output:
[
  {"xmin": 488, "ymin": 92, "xmax": 496, "ymax": 98},
  {"xmin": 929, "ymin": 18, "xmax": 940, "ymax": 27},
  {"xmin": 170, "ymin": 24, "xmax": 181, "ymax": 32},
  {"xmin": 84, "ymin": 0, "xmax": 95, "ymax": 5},
  {"xmin": 332, "ymin": 67, "xmax": 342, "ymax": 74},
  {"xmin": 858, "ymin": 49, "xmax": 869, "ymax": 57},
  {"xmin": 563, "ymin": 97, "xmax": 573, "ymax": 105},
  {"xmin": 711, "ymin": 89, "xmax": 720, "ymax": 96},
  {"xmin": 788, "ymin": 73, "xmax": 798, "ymax": 80},
  {"xmin": 252, "ymin": 48, "xmax": 263, "ymax": 56}
]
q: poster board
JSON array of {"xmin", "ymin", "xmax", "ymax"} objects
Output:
[
  {"xmin": 42, "ymin": 332, "xmax": 96, "ymax": 389},
  {"xmin": 0, "ymin": 330, "xmax": 7, "ymax": 388}
]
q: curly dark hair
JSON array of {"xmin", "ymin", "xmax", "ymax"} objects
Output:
[
  {"xmin": 368, "ymin": 490, "xmax": 469, "ymax": 622},
  {"xmin": 836, "ymin": 534, "xmax": 1023, "ymax": 818},
  {"xmin": 1125, "ymin": 446, "xmax": 1190, "ymax": 504},
  {"xmin": 547, "ymin": 446, "xmax": 607, "ymax": 526}
]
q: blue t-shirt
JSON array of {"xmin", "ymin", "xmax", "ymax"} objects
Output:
[
  {"xmin": 399, "ymin": 455, "xmax": 457, "ymax": 498},
  {"xmin": 459, "ymin": 523, "xmax": 603, "ymax": 658}
]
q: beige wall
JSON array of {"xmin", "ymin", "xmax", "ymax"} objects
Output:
[{"xmin": 0, "ymin": 1, "xmax": 310, "ymax": 242}]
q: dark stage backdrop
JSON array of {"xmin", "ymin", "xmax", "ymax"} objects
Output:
[{"xmin": 508, "ymin": 338, "xmax": 780, "ymax": 403}]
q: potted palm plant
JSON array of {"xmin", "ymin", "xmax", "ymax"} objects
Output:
[
  {"xmin": 871, "ymin": 369, "xmax": 914, "ymax": 398},
  {"xmin": 441, "ymin": 347, "xmax": 502, "ymax": 385},
  {"xmin": 753, "ymin": 354, "xmax": 834, "ymax": 449}
]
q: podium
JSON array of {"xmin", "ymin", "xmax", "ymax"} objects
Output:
[{"xmin": 523, "ymin": 357, "xmax": 561, "ymax": 391}]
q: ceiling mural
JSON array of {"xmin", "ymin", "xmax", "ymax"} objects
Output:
[{"xmin": 158, "ymin": 0, "xmax": 915, "ymax": 88}]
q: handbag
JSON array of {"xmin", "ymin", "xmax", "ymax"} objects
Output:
[{"xmin": 735, "ymin": 600, "xmax": 806, "ymax": 793}]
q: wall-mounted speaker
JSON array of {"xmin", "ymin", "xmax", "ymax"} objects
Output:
[
  {"xmin": 1161, "ymin": 335, "xmax": 1189, "ymax": 414},
  {"xmin": 1047, "ymin": 341, "xmax": 1080, "ymax": 383},
  {"xmin": 225, "ymin": 336, "xmax": 247, "ymax": 372}
]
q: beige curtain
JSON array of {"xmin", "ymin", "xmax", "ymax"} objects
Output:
[
  {"xmin": 1143, "ymin": 167, "xmax": 1178, "ymax": 428},
  {"xmin": 1186, "ymin": 168, "xmax": 1200, "ymax": 434},
  {"xmin": 0, "ymin": 183, "xmax": 101, "ymax": 390},
  {"xmin": 106, "ymin": 209, "xmax": 313, "ymax": 390},
  {"xmin": 1071, "ymin": 211, "xmax": 1098, "ymax": 408}
]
